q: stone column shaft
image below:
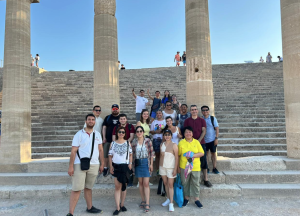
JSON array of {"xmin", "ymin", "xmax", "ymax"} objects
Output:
[
  {"xmin": 281, "ymin": 0, "xmax": 300, "ymax": 158},
  {"xmin": 94, "ymin": 0, "xmax": 119, "ymax": 117},
  {"xmin": 0, "ymin": 0, "xmax": 39, "ymax": 164},
  {"xmin": 185, "ymin": 0, "xmax": 214, "ymax": 114}
]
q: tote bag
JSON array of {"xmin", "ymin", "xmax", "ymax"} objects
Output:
[{"xmin": 173, "ymin": 174, "xmax": 184, "ymax": 207}]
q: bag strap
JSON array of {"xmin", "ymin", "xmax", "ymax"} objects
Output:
[
  {"xmin": 77, "ymin": 132, "xmax": 95, "ymax": 159},
  {"xmin": 126, "ymin": 141, "xmax": 129, "ymax": 161},
  {"xmin": 210, "ymin": 116, "xmax": 216, "ymax": 130}
]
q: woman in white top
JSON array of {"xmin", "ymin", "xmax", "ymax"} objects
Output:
[
  {"xmin": 109, "ymin": 126, "xmax": 132, "ymax": 215},
  {"xmin": 163, "ymin": 116, "xmax": 182, "ymax": 145},
  {"xmin": 159, "ymin": 129, "xmax": 179, "ymax": 212},
  {"xmin": 162, "ymin": 101, "xmax": 178, "ymax": 126}
]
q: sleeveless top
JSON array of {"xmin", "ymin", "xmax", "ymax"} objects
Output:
[
  {"xmin": 160, "ymin": 142, "xmax": 176, "ymax": 169},
  {"xmin": 171, "ymin": 127, "xmax": 180, "ymax": 145},
  {"xmin": 140, "ymin": 122, "xmax": 150, "ymax": 137}
]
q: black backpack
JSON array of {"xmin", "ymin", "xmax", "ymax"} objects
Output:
[{"xmin": 210, "ymin": 116, "xmax": 216, "ymax": 130}]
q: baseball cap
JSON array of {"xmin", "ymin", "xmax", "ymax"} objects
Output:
[{"xmin": 112, "ymin": 104, "xmax": 119, "ymax": 109}]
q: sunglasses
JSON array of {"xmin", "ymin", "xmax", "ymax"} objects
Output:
[
  {"xmin": 166, "ymin": 104, "xmax": 172, "ymax": 106},
  {"xmin": 94, "ymin": 109, "xmax": 101, "ymax": 112},
  {"xmin": 164, "ymin": 134, "xmax": 171, "ymax": 136},
  {"xmin": 191, "ymin": 109, "xmax": 198, "ymax": 111},
  {"xmin": 136, "ymin": 130, "xmax": 143, "ymax": 133},
  {"xmin": 118, "ymin": 131, "xmax": 125, "ymax": 134},
  {"xmin": 202, "ymin": 109, "xmax": 209, "ymax": 112},
  {"xmin": 112, "ymin": 108, "xmax": 119, "ymax": 111}
]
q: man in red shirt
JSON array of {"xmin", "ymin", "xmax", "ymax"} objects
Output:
[
  {"xmin": 184, "ymin": 105, "xmax": 212, "ymax": 187},
  {"xmin": 112, "ymin": 114, "xmax": 135, "ymax": 142},
  {"xmin": 174, "ymin": 51, "xmax": 181, "ymax": 67}
]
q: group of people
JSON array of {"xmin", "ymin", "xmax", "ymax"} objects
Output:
[
  {"xmin": 259, "ymin": 52, "xmax": 283, "ymax": 63},
  {"xmin": 67, "ymin": 89, "xmax": 219, "ymax": 216},
  {"xmin": 174, "ymin": 51, "xmax": 187, "ymax": 66},
  {"xmin": 31, "ymin": 54, "xmax": 40, "ymax": 67}
]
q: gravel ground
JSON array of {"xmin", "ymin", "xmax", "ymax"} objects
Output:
[{"xmin": 0, "ymin": 195, "xmax": 300, "ymax": 216}]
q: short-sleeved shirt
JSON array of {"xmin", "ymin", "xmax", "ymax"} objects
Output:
[
  {"xmin": 112, "ymin": 123, "xmax": 135, "ymax": 140},
  {"xmin": 178, "ymin": 112, "xmax": 191, "ymax": 129},
  {"xmin": 103, "ymin": 114, "xmax": 120, "ymax": 143},
  {"xmin": 109, "ymin": 141, "xmax": 132, "ymax": 164},
  {"xmin": 182, "ymin": 54, "xmax": 186, "ymax": 61},
  {"xmin": 184, "ymin": 117, "xmax": 207, "ymax": 144},
  {"xmin": 163, "ymin": 110, "xmax": 177, "ymax": 124},
  {"xmin": 178, "ymin": 138, "xmax": 204, "ymax": 171},
  {"xmin": 203, "ymin": 115, "xmax": 219, "ymax": 143},
  {"xmin": 151, "ymin": 119, "xmax": 166, "ymax": 139},
  {"xmin": 83, "ymin": 116, "xmax": 104, "ymax": 134},
  {"xmin": 72, "ymin": 129, "xmax": 102, "ymax": 165},
  {"xmin": 136, "ymin": 96, "xmax": 148, "ymax": 113},
  {"xmin": 162, "ymin": 97, "xmax": 171, "ymax": 105}
]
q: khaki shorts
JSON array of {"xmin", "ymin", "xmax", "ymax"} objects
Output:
[
  {"xmin": 103, "ymin": 142, "xmax": 111, "ymax": 158},
  {"xmin": 72, "ymin": 164, "xmax": 99, "ymax": 191},
  {"xmin": 159, "ymin": 166, "xmax": 176, "ymax": 179}
]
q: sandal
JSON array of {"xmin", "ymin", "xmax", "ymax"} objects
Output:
[
  {"xmin": 139, "ymin": 201, "xmax": 146, "ymax": 209},
  {"xmin": 144, "ymin": 204, "xmax": 150, "ymax": 213}
]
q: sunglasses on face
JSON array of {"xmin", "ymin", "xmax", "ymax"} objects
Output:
[
  {"xmin": 112, "ymin": 108, "xmax": 119, "ymax": 111},
  {"xmin": 136, "ymin": 130, "xmax": 143, "ymax": 133},
  {"xmin": 94, "ymin": 109, "xmax": 101, "ymax": 112},
  {"xmin": 166, "ymin": 104, "xmax": 172, "ymax": 106},
  {"xmin": 191, "ymin": 109, "xmax": 197, "ymax": 111},
  {"xmin": 118, "ymin": 131, "xmax": 125, "ymax": 134},
  {"xmin": 164, "ymin": 134, "xmax": 171, "ymax": 136},
  {"xmin": 202, "ymin": 109, "xmax": 209, "ymax": 112}
]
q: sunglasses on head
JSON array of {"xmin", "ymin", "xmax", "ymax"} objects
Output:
[
  {"xmin": 112, "ymin": 108, "xmax": 119, "ymax": 111},
  {"xmin": 118, "ymin": 131, "xmax": 125, "ymax": 134}
]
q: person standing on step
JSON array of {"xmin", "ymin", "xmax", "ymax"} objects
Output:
[
  {"xmin": 84, "ymin": 105, "xmax": 103, "ymax": 135},
  {"xmin": 102, "ymin": 104, "xmax": 120, "ymax": 177},
  {"xmin": 177, "ymin": 126, "xmax": 204, "ymax": 208},
  {"xmin": 31, "ymin": 54, "xmax": 35, "ymax": 66},
  {"xmin": 131, "ymin": 126, "xmax": 155, "ymax": 213},
  {"xmin": 201, "ymin": 106, "xmax": 220, "ymax": 174},
  {"xmin": 160, "ymin": 129, "xmax": 179, "ymax": 212},
  {"xmin": 35, "ymin": 54, "xmax": 40, "ymax": 67},
  {"xmin": 150, "ymin": 110, "xmax": 166, "ymax": 174},
  {"xmin": 136, "ymin": 109, "xmax": 151, "ymax": 138},
  {"xmin": 174, "ymin": 51, "xmax": 181, "ymax": 67},
  {"xmin": 109, "ymin": 126, "xmax": 133, "ymax": 215},
  {"xmin": 66, "ymin": 114, "xmax": 104, "ymax": 216},
  {"xmin": 161, "ymin": 90, "xmax": 172, "ymax": 109},
  {"xmin": 182, "ymin": 51, "xmax": 187, "ymax": 66},
  {"xmin": 178, "ymin": 104, "xmax": 191, "ymax": 137},
  {"xmin": 163, "ymin": 101, "xmax": 178, "ymax": 126},
  {"xmin": 132, "ymin": 89, "xmax": 150, "ymax": 123},
  {"xmin": 184, "ymin": 105, "xmax": 212, "ymax": 187},
  {"xmin": 171, "ymin": 94, "xmax": 181, "ymax": 115},
  {"xmin": 147, "ymin": 89, "xmax": 161, "ymax": 123},
  {"xmin": 259, "ymin": 56, "xmax": 264, "ymax": 63},
  {"xmin": 266, "ymin": 52, "xmax": 272, "ymax": 63},
  {"xmin": 163, "ymin": 116, "xmax": 182, "ymax": 145}
]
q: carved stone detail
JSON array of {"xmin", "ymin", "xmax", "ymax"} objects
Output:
[{"xmin": 95, "ymin": 0, "xmax": 116, "ymax": 16}]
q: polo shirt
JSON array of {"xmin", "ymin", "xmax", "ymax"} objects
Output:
[
  {"xmin": 178, "ymin": 138, "xmax": 204, "ymax": 171},
  {"xmin": 112, "ymin": 123, "xmax": 135, "ymax": 140},
  {"xmin": 184, "ymin": 117, "xmax": 207, "ymax": 144},
  {"xmin": 72, "ymin": 129, "xmax": 102, "ymax": 165},
  {"xmin": 136, "ymin": 96, "xmax": 148, "ymax": 113},
  {"xmin": 203, "ymin": 115, "xmax": 219, "ymax": 143}
]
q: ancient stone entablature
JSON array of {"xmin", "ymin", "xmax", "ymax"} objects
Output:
[{"xmin": 94, "ymin": 0, "xmax": 116, "ymax": 16}]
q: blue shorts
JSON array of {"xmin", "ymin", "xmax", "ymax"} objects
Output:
[
  {"xmin": 153, "ymin": 138, "xmax": 162, "ymax": 153},
  {"xmin": 151, "ymin": 111, "xmax": 156, "ymax": 119},
  {"xmin": 183, "ymin": 60, "xmax": 186, "ymax": 64}
]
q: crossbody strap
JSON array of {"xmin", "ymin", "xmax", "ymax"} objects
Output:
[{"xmin": 77, "ymin": 132, "xmax": 95, "ymax": 159}]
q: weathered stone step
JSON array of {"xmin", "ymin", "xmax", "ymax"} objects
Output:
[
  {"xmin": 32, "ymin": 152, "xmax": 72, "ymax": 159},
  {"xmin": 220, "ymin": 138, "xmax": 286, "ymax": 144},
  {"xmin": 32, "ymin": 126, "xmax": 81, "ymax": 132},
  {"xmin": 221, "ymin": 127, "xmax": 286, "ymax": 133},
  {"xmin": 218, "ymin": 150, "xmax": 287, "ymax": 158},
  {"xmin": 32, "ymin": 146, "xmax": 71, "ymax": 153},
  {"xmin": 32, "ymin": 130, "xmax": 79, "ymax": 136},
  {"xmin": 219, "ymin": 132, "xmax": 286, "ymax": 139},
  {"xmin": 219, "ymin": 118, "xmax": 286, "ymax": 123},
  {"xmin": 32, "ymin": 140, "xmax": 71, "ymax": 147},
  {"xmin": 219, "ymin": 122, "xmax": 286, "ymax": 127},
  {"xmin": 217, "ymin": 144, "xmax": 287, "ymax": 151},
  {"xmin": 32, "ymin": 135, "xmax": 75, "ymax": 141}
]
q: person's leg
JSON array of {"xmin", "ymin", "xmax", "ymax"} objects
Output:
[
  {"xmin": 190, "ymin": 171, "xmax": 201, "ymax": 201},
  {"xmin": 142, "ymin": 177, "xmax": 150, "ymax": 207},
  {"xmin": 136, "ymin": 113, "xmax": 141, "ymax": 123},
  {"xmin": 114, "ymin": 178, "xmax": 122, "ymax": 210},
  {"xmin": 103, "ymin": 142, "xmax": 109, "ymax": 170},
  {"xmin": 84, "ymin": 164, "xmax": 99, "ymax": 209},
  {"xmin": 180, "ymin": 168, "xmax": 190, "ymax": 200},
  {"xmin": 120, "ymin": 188, "xmax": 127, "ymax": 207},
  {"xmin": 69, "ymin": 191, "xmax": 81, "ymax": 214},
  {"xmin": 84, "ymin": 188, "xmax": 93, "ymax": 209},
  {"xmin": 167, "ymin": 177, "xmax": 175, "ymax": 203},
  {"xmin": 201, "ymin": 144, "xmax": 209, "ymax": 182},
  {"xmin": 69, "ymin": 164, "xmax": 85, "ymax": 214},
  {"xmin": 161, "ymin": 175, "xmax": 169, "ymax": 199},
  {"xmin": 211, "ymin": 152, "xmax": 217, "ymax": 169},
  {"xmin": 138, "ymin": 178, "xmax": 145, "ymax": 202},
  {"xmin": 155, "ymin": 152, "xmax": 160, "ymax": 172}
]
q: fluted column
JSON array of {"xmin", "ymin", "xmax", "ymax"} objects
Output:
[
  {"xmin": 281, "ymin": 0, "xmax": 300, "ymax": 158},
  {"xmin": 0, "ymin": 0, "xmax": 39, "ymax": 164},
  {"xmin": 94, "ymin": 0, "xmax": 119, "ymax": 117},
  {"xmin": 185, "ymin": 0, "xmax": 214, "ymax": 114}
]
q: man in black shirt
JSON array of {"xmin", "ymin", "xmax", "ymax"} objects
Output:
[
  {"xmin": 182, "ymin": 51, "xmax": 187, "ymax": 66},
  {"xmin": 102, "ymin": 104, "xmax": 120, "ymax": 177}
]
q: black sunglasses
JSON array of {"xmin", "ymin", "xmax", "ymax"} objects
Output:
[
  {"xmin": 136, "ymin": 130, "xmax": 143, "ymax": 133},
  {"xmin": 166, "ymin": 104, "xmax": 172, "ymax": 106},
  {"xmin": 118, "ymin": 131, "xmax": 125, "ymax": 134},
  {"xmin": 202, "ymin": 109, "xmax": 209, "ymax": 112},
  {"xmin": 94, "ymin": 109, "xmax": 101, "ymax": 112}
]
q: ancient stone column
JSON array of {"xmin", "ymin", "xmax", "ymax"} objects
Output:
[
  {"xmin": 94, "ymin": 0, "xmax": 119, "ymax": 117},
  {"xmin": 0, "ymin": 0, "xmax": 39, "ymax": 164},
  {"xmin": 185, "ymin": 0, "xmax": 214, "ymax": 114},
  {"xmin": 281, "ymin": 0, "xmax": 300, "ymax": 159}
]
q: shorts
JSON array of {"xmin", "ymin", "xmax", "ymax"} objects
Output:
[
  {"xmin": 176, "ymin": 61, "xmax": 180, "ymax": 66},
  {"xmin": 159, "ymin": 166, "xmax": 176, "ymax": 178},
  {"xmin": 136, "ymin": 113, "xmax": 141, "ymax": 122},
  {"xmin": 183, "ymin": 60, "xmax": 186, "ymax": 64},
  {"xmin": 206, "ymin": 140, "xmax": 217, "ymax": 153},
  {"xmin": 150, "ymin": 111, "xmax": 156, "ymax": 119},
  {"xmin": 200, "ymin": 144, "xmax": 208, "ymax": 170},
  {"xmin": 103, "ymin": 142, "xmax": 111, "ymax": 158},
  {"xmin": 152, "ymin": 138, "xmax": 162, "ymax": 153},
  {"xmin": 72, "ymin": 164, "xmax": 99, "ymax": 191}
]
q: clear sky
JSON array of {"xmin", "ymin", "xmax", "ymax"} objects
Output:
[{"xmin": 0, "ymin": 0, "xmax": 282, "ymax": 71}]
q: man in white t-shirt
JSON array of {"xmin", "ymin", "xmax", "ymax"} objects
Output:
[
  {"xmin": 132, "ymin": 89, "xmax": 150, "ymax": 123},
  {"xmin": 67, "ymin": 114, "xmax": 104, "ymax": 216},
  {"xmin": 83, "ymin": 105, "xmax": 103, "ymax": 134}
]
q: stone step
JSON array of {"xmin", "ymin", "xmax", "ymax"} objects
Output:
[
  {"xmin": 217, "ymin": 144, "xmax": 287, "ymax": 151},
  {"xmin": 32, "ymin": 152, "xmax": 75, "ymax": 158},
  {"xmin": 219, "ymin": 132, "xmax": 286, "ymax": 139},
  {"xmin": 32, "ymin": 130, "xmax": 79, "ymax": 136},
  {"xmin": 219, "ymin": 118, "xmax": 286, "ymax": 123},
  {"xmin": 221, "ymin": 127, "xmax": 285, "ymax": 133},
  {"xmin": 218, "ymin": 150, "xmax": 287, "ymax": 158},
  {"xmin": 219, "ymin": 122, "xmax": 286, "ymax": 127},
  {"xmin": 32, "ymin": 146, "xmax": 71, "ymax": 153},
  {"xmin": 220, "ymin": 138, "xmax": 286, "ymax": 144},
  {"xmin": 32, "ymin": 140, "xmax": 71, "ymax": 147},
  {"xmin": 32, "ymin": 135, "xmax": 74, "ymax": 141},
  {"xmin": 32, "ymin": 126, "xmax": 81, "ymax": 131}
]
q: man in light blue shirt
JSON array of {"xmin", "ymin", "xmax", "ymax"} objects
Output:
[{"xmin": 201, "ymin": 106, "xmax": 219, "ymax": 174}]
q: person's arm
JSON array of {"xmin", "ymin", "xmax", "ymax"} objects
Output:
[
  {"xmin": 98, "ymin": 144, "xmax": 104, "ymax": 173},
  {"xmin": 112, "ymin": 126, "xmax": 117, "ymax": 141},
  {"xmin": 177, "ymin": 144, "xmax": 181, "ymax": 173},
  {"xmin": 173, "ymin": 144, "xmax": 179, "ymax": 177},
  {"xmin": 68, "ymin": 146, "xmax": 79, "ymax": 176},
  {"xmin": 102, "ymin": 125, "xmax": 107, "ymax": 144},
  {"xmin": 136, "ymin": 121, "xmax": 141, "ymax": 127},
  {"xmin": 109, "ymin": 155, "xmax": 114, "ymax": 174},
  {"xmin": 147, "ymin": 89, "xmax": 154, "ymax": 100},
  {"xmin": 128, "ymin": 133, "xmax": 134, "ymax": 142},
  {"xmin": 128, "ymin": 142, "xmax": 132, "ymax": 170},
  {"xmin": 214, "ymin": 127, "xmax": 219, "ymax": 145},
  {"xmin": 177, "ymin": 127, "xmax": 182, "ymax": 139},
  {"xmin": 132, "ymin": 89, "xmax": 137, "ymax": 99},
  {"xmin": 198, "ymin": 127, "xmax": 206, "ymax": 143},
  {"xmin": 193, "ymin": 152, "xmax": 204, "ymax": 158}
]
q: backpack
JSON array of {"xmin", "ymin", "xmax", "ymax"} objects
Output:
[
  {"xmin": 210, "ymin": 116, "xmax": 216, "ymax": 130},
  {"xmin": 115, "ymin": 123, "xmax": 132, "ymax": 133}
]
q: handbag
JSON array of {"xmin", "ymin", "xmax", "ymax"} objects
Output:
[
  {"xmin": 157, "ymin": 177, "xmax": 166, "ymax": 196},
  {"xmin": 173, "ymin": 174, "xmax": 184, "ymax": 207},
  {"xmin": 77, "ymin": 132, "xmax": 95, "ymax": 170}
]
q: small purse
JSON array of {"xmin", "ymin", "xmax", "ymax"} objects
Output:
[{"xmin": 77, "ymin": 132, "xmax": 95, "ymax": 170}]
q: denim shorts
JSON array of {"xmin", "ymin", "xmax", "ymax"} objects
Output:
[{"xmin": 152, "ymin": 138, "xmax": 162, "ymax": 153}]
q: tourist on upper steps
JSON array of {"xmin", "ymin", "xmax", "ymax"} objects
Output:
[
  {"xmin": 147, "ymin": 89, "xmax": 161, "ymax": 123},
  {"xmin": 83, "ymin": 105, "xmax": 103, "ymax": 135},
  {"xmin": 136, "ymin": 109, "xmax": 151, "ymax": 138},
  {"xmin": 150, "ymin": 110, "xmax": 166, "ymax": 172},
  {"xmin": 31, "ymin": 54, "xmax": 35, "ymax": 66},
  {"xmin": 102, "ymin": 104, "xmax": 120, "ymax": 177},
  {"xmin": 121, "ymin": 64, "xmax": 126, "ymax": 70},
  {"xmin": 177, "ymin": 104, "xmax": 191, "ymax": 137},
  {"xmin": 259, "ymin": 56, "xmax": 264, "ymax": 63},
  {"xmin": 132, "ymin": 89, "xmax": 150, "ymax": 123},
  {"xmin": 177, "ymin": 126, "xmax": 204, "ymax": 208},
  {"xmin": 131, "ymin": 126, "xmax": 155, "ymax": 213},
  {"xmin": 109, "ymin": 126, "xmax": 133, "ymax": 215},
  {"xmin": 118, "ymin": 61, "xmax": 121, "ymax": 70},
  {"xmin": 277, "ymin": 56, "xmax": 283, "ymax": 62},
  {"xmin": 35, "ymin": 54, "xmax": 40, "ymax": 67},
  {"xmin": 174, "ymin": 51, "xmax": 181, "ymax": 67},
  {"xmin": 266, "ymin": 52, "xmax": 272, "ymax": 63},
  {"xmin": 163, "ymin": 101, "xmax": 178, "ymax": 126},
  {"xmin": 163, "ymin": 116, "xmax": 182, "ymax": 145},
  {"xmin": 171, "ymin": 94, "xmax": 181, "ymax": 115},
  {"xmin": 182, "ymin": 51, "xmax": 187, "ymax": 66},
  {"xmin": 160, "ymin": 129, "xmax": 179, "ymax": 212},
  {"xmin": 161, "ymin": 90, "xmax": 172, "ymax": 109},
  {"xmin": 184, "ymin": 105, "xmax": 212, "ymax": 188},
  {"xmin": 66, "ymin": 114, "xmax": 104, "ymax": 216},
  {"xmin": 201, "ymin": 105, "xmax": 220, "ymax": 174}
]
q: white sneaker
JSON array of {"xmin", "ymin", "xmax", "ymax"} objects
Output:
[
  {"xmin": 169, "ymin": 203, "xmax": 174, "ymax": 212},
  {"xmin": 162, "ymin": 198, "xmax": 170, "ymax": 207},
  {"xmin": 137, "ymin": 182, "xmax": 139, "ymax": 187},
  {"xmin": 149, "ymin": 182, "xmax": 153, "ymax": 186}
]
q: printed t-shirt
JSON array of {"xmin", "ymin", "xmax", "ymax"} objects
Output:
[
  {"xmin": 103, "ymin": 114, "xmax": 120, "ymax": 143},
  {"xmin": 151, "ymin": 119, "xmax": 166, "ymax": 139}
]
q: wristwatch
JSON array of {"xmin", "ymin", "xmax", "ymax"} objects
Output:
[
  {"xmin": 215, "ymin": 137, "xmax": 218, "ymax": 139},
  {"xmin": 129, "ymin": 163, "xmax": 132, "ymax": 165}
]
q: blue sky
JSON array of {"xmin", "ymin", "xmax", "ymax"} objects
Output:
[{"xmin": 0, "ymin": 0, "xmax": 282, "ymax": 71}]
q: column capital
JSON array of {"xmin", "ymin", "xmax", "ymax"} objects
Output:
[
  {"xmin": 95, "ymin": 0, "xmax": 116, "ymax": 16},
  {"xmin": 31, "ymin": 0, "xmax": 40, "ymax": 3}
]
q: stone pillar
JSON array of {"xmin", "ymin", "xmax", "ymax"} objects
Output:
[
  {"xmin": 94, "ymin": 0, "xmax": 119, "ymax": 117},
  {"xmin": 281, "ymin": 0, "xmax": 300, "ymax": 159},
  {"xmin": 185, "ymin": 0, "xmax": 214, "ymax": 114},
  {"xmin": 0, "ymin": 0, "xmax": 39, "ymax": 164}
]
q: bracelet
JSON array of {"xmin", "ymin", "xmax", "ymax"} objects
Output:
[{"xmin": 129, "ymin": 163, "xmax": 132, "ymax": 165}]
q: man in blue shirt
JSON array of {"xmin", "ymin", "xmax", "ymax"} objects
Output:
[{"xmin": 201, "ymin": 105, "xmax": 220, "ymax": 174}]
